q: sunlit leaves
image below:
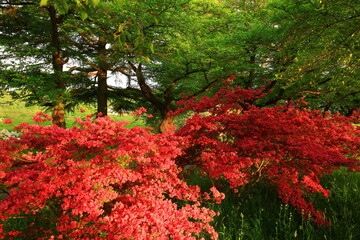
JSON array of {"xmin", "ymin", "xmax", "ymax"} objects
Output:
[
  {"xmin": 265, "ymin": 0, "xmax": 360, "ymax": 114},
  {"xmin": 40, "ymin": 0, "xmax": 101, "ymax": 14}
]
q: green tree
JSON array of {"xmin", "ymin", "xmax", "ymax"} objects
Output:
[
  {"xmin": 260, "ymin": 0, "xmax": 360, "ymax": 114},
  {"xmin": 60, "ymin": 0, "xmax": 240, "ymax": 131},
  {"xmin": 0, "ymin": 0, "xmax": 99, "ymax": 127},
  {"xmin": 62, "ymin": 0, "xmax": 192, "ymax": 117},
  {"xmin": 0, "ymin": 1, "xmax": 72, "ymax": 128},
  {"xmin": 215, "ymin": 0, "xmax": 359, "ymax": 115},
  {"xmin": 2, "ymin": 0, "xmax": 357, "ymax": 130},
  {"xmin": 108, "ymin": 0, "xmax": 240, "ymax": 131}
]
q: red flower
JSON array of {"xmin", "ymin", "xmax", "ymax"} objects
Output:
[
  {"xmin": 3, "ymin": 118, "xmax": 13, "ymax": 124},
  {"xmin": 0, "ymin": 116, "xmax": 218, "ymax": 239},
  {"xmin": 32, "ymin": 112, "xmax": 52, "ymax": 122},
  {"xmin": 175, "ymin": 81, "xmax": 360, "ymax": 226},
  {"xmin": 133, "ymin": 107, "xmax": 147, "ymax": 115}
]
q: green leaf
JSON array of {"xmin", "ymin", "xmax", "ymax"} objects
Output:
[
  {"xmin": 40, "ymin": 0, "xmax": 48, "ymax": 7},
  {"xmin": 153, "ymin": 15, "xmax": 158, "ymax": 25},
  {"xmin": 76, "ymin": 0, "xmax": 82, "ymax": 7},
  {"xmin": 117, "ymin": 21, "xmax": 129, "ymax": 33},
  {"xmin": 90, "ymin": 0, "xmax": 100, "ymax": 7},
  {"xmin": 54, "ymin": 0, "xmax": 69, "ymax": 14},
  {"xmin": 149, "ymin": 42, "xmax": 154, "ymax": 54},
  {"xmin": 80, "ymin": 10, "xmax": 88, "ymax": 20},
  {"xmin": 142, "ymin": 56, "xmax": 150, "ymax": 64}
]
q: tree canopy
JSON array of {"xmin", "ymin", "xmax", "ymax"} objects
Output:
[{"xmin": 0, "ymin": 0, "xmax": 359, "ymax": 129}]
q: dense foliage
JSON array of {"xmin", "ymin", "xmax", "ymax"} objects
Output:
[
  {"xmin": 175, "ymin": 81, "xmax": 360, "ymax": 225},
  {"xmin": 1, "ymin": 82, "xmax": 359, "ymax": 238},
  {"xmin": 0, "ymin": 115, "xmax": 221, "ymax": 239},
  {"xmin": 1, "ymin": 0, "xmax": 358, "ymax": 130}
]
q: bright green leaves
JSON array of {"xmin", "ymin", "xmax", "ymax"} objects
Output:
[
  {"xmin": 54, "ymin": 0, "xmax": 69, "ymax": 14},
  {"xmin": 40, "ymin": 0, "xmax": 49, "ymax": 7},
  {"xmin": 39, "ymin": 0, "xmax": 101, "ymax": 17},
  {"xmin": 89, "ymin": 0, "xmax": 101, "ymax": 7},
  {"xmin": 79, "ymin": 9, "xmax": 88, "ymax": 20},
  {"xmin": 264, "ymin": 0, "xmax": 360, "ymax": 114},
  {"xmin": 148, "ymin": 42, "xmax": 154, "ymax": 54}
]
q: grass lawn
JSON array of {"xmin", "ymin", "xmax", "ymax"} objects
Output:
[
  {"xmin": 190, "ymin": 168, "xmax": 360, "ymax": 240},
  {"xmin": 0, "ymin": 94, "xmax": 145, "ymax": 130}
]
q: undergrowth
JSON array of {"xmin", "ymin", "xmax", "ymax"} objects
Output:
[{"xmin": 190, "ymin": 167, "xmax": 360, "ymax": 240}]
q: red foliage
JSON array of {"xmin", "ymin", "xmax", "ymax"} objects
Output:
[
  {"xmin": 0, "ymin": 116, "xmax": 219, "ymax": 239},
  {"xmin": 176, "ymin": 83, "xmax": 360, "ymax": 225},
  {"xmin": 32, "ymin": 111, "xmax": 53, "ymax": 123},
  {"xmin": 3, "ymin": 119, "xmax": 13, "ymax": 125},
  {"xmin": 1, "ymin": 83, "xmax": 359, "ymax": 238}
]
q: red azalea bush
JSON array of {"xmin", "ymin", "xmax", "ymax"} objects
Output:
[
  {"xmin": 1, "ymin": 82, "xmax": 359, "ymax": 238},
  {"xmin": 0, "ymin": 116, "xmax": 220, "ymax": 239},
  {"xmin": 175, "ymin": 83, "xmax": 360, "ymax": 225}
]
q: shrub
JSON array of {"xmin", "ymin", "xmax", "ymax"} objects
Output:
[
  {"xmin": 175, "ymin": 82, "xmax": 360, "ymax": 225},
  {"xmin": 0, "ymin": 116, "xmax": 220, "ymax": 239}
]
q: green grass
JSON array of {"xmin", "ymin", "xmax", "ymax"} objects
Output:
[
  {"xmin": 0, "ymin": 94, "xmax": 145, "ymax": 130},
  {"xmin": 191, "ymin": 168, "xmax": 360, "ymax": 240}
]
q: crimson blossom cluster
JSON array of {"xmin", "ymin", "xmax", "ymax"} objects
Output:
[
  {"xmin": 175, "ymin": 82, "xmax": 360, "ymax": 225},
  {"xmin": 0, "ymin": 81, "xmax": 359, "ymax": 238},
  {"xmin": 0, "ymin": 115, "xmax": 221, "ymax": 239}
]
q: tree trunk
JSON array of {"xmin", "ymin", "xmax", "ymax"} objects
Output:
[
  {"xmin": 159, "ymin": 102, "xmax": 175, "ymax": 132},
  {"xmin": 97, "ymin": 68, "xmax": 108, "ymax": 116},
  {"xmin": 159, "ymin": 113, "xmax": 174, "ymax": 133},
  {"xmin": 48, "ymin": 6, "xmax": 66, "ymax": 128},
  {"xmin": 97, "ymin": 38, "xmax": 108, "ymax": 116},
  {"xmin": 245, "ymin": 47, "xmax": 256, "ymax": 88},
  {"xmin": 52, "ymin": 103, "xmax": 66, "ymax": 128},
  {"xmin": 131, "ymin": 62, "xmax": 176, "ymax": 132}
]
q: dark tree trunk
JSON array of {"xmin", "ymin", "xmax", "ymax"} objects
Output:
[
  {"xmin": 96, "ymin": 38, "xmax": 108, "ymax": 116},
  {"xmin": 130, "ymin": 63, "xmax": 176, "ymax": 132},
  {"xmin": 97, "ymin": 69, "xmax": 108, "ymax": 116},
  {"xmin": 48, "ymin": 6, "xmax": 66, "ymax": 128},
  {"xmin": 159, "ymin": 91, "xmax": 175, "ymax": 132}
]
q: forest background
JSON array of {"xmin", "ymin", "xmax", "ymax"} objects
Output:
[{"xmin": 0, "ymin": 0, "xmax": 358, "ymax": 131}]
